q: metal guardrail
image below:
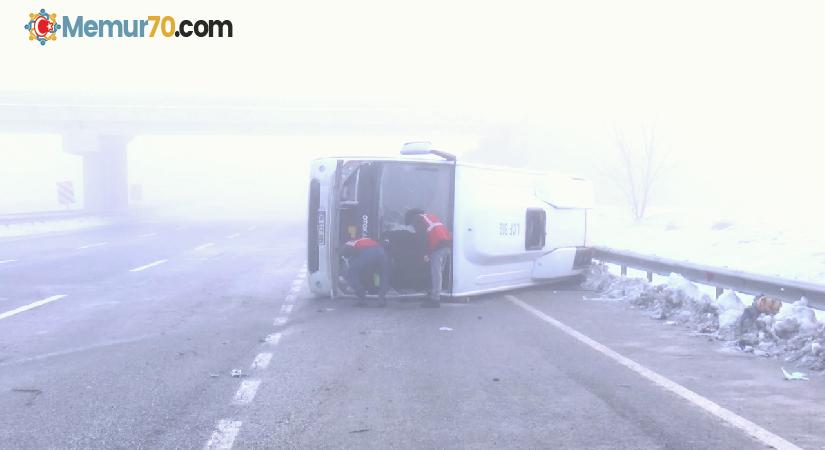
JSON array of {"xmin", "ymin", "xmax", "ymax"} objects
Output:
[
  {"xmin": 0, "ymin": 210, "xmax": 91, "ymax": 225},
  {"xmin": 592, "ymin": 246, "xmax": 825, "ymax": 308}
]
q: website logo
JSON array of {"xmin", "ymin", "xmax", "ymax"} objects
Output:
[
  {"xmin": 25, "ymin": 9, "xmax": 60, "ymax": 46},
  {"xmin": 25, "ymin": 10, "xmax": 233, "ymax": 45}
]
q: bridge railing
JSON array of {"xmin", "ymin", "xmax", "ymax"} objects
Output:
[{"xmin": 591, "ymin": 246, "xmax": 825, "ymax": 308}]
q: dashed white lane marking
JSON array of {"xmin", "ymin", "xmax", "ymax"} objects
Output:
[
  {"xmin": 264, "ymin": 332, "xmax": 282, "ymax": 345},
  {"xmin": 288, "ymin": 286, "xmax": 301, "ymax": 294},
  {"xmin": 0, "ymin": 259, "xmax": 17, "ymax": 264},
  {"xmin": 139, "ymin": 233, "xmax": 157, "ymax": 238},
  {"xmin": 232, "ymin": 379, "xmax": 261, "ymax": 405},
  {"xmin": 0, "ymin": 295, "xmax": 67, "ymax": 321},
  {"xmin": 506, "ymin": 294, "xmax": 801, "ymax": 450},
  {"xmin": 291, "ymin": 279, "xmax": 303, "ymax": 287},
  {"xmin": 273, "ymin": 316, "xmax": 288, "ymax": 327},
  {"xmin": 284, "ymin": 294, "xmax": 297, "ymax": 304},
  {"xmin": 204, "ymin": 419, "xmax": 242, "ymax": 450},
  {"xmin": 78, "ymin": 242, "xmax": 108, "ymax": 249},
  {"xmin": 194, "ymin": 243, "xmax": 215, "ymax": 251},
  {"xmin": 280, "ymin": 304, "xmax": 294, "ymax": 314},
  {"xmin": 227, "ymin": 233, "xmax": 240, "ymax": 239},
  {"xmin": 129, "ymin": 259, "xmax": 168, "ymax": 272},
  {"xmin": 251, "ymin": 352, "xmax": 273, "ymax": 370}
]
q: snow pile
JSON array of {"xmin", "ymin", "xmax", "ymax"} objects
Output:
[
  {"xmin": 583, "ymin": 263, "xmax": 825, "ymax": 371},
  {"xmin": 0, "ymin": 216, "xmax": 112, "ymax": 238},
  {"xmin": 716, "ymin": 290, "xmax": 747, "ymax": 339}
]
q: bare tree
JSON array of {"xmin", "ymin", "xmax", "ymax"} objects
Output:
[{"xmin": 608, "ymin": 125, "xmax": 668, "ymax": 221}]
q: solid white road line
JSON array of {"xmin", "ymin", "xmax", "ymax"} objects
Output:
[
  {"xmin": 251, "ymin": 352, "xmax": 273, "ymax": 370},
  {"xmin": 194, "ymin": 243, "xmax": 215, "ymax": 251},
  {"xmin": 129, "ymin": 259, "xmax": 168, "ymax": 272},
  {"xmin": 0, "ymin": 259, "xmax": 17, "ymax": 264},
  {"xmin": 280, "ymin": 304, "xmax": 294, "ymax": 314},
  {"xmin": 227, "ymin": 233, "xmax": 240, "ymax": 239},
  {"xmin": 506, "ymin": 294, "xmax": 801, "ymax": 450},
  {"xmin": 265, "ymin": 333, "xmax": 282, "ymax": 345},
  {"xmin": 232, "ymin": 379, "xmax": 261, "ymax": 405},
  {"xmin": 273, "ymin": 316, "xmax": 288, "ymax": 327},
  {"xmin": 139, "ymin": 233, "xmax": 157, "ymax": 238},
  {"xmin": 204, "ymin": 419, "xmax": 242, "ymax": 450},
  {"xmin": 0, "ymin": 295, "xmax": 67, "ymax": 321}
]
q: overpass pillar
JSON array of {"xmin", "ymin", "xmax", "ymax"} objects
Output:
[{"xmin": 63, "ymin": 133, "xmax": 130, "ymax": 212}]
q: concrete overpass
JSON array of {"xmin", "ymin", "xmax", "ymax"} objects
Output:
[{"xmin": 0, "ymin": 92, "xmax": 489, "ymax": 212}]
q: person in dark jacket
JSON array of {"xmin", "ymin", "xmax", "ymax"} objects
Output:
[
  {"xmin": 405, "ymin": 208, "xmax": 452, "ymax": 307},
  {"xmin": 341, "ymin": 237, "xmax": 389, "ymax": 307}
]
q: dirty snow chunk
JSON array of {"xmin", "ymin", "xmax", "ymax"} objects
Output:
[
  {"xmin": 772, "ymin": 298, "xmax": 820, "ymax": 339},
  {"xmin": 581, "ymin": 264, "xmax": 613, "ymax": 291},
  {"xmin": 716, "ymin": 291, "xmax": 746, "ymax": 330},
  {"xmin": 439, "ymin": 327, "xmax": 453, "ymax": 331},
  {"xmin": 781, "ymin": 367, "xmax": 809, "ymax": 381},
  {"xmin": 665, "ymin": 273, "xmax": 703, "ymax": 302}
]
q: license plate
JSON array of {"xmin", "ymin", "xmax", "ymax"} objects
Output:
[{"xmin": 317, "ymin": 210, "xmax": 326, "ymax": 245}]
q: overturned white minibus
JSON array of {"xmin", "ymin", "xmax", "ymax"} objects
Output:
[{"xmin": 307, "ymin": 143, "xmax": 594, "ymax": 299}]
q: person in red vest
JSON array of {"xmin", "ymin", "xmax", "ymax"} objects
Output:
[
  {"xmin": 405, "ymin": 208, "xmax": 452, "ymax": 307},
  {"xmin": 341, "ymin": 237, "xmax": 389, "ymax": 307}
]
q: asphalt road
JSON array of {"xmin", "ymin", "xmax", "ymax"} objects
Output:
[{"xmin": 1, "ymin": 219, "xmax": 824, "ymax": 449}]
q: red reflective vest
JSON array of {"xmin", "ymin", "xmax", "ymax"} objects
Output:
[
  {"xmin": 418, "ymin": 213, "xmax": 451, "ymax": 252},
  {"xmin": 345, "ymin": 237, "xmax": 379, "ymax": 250}
]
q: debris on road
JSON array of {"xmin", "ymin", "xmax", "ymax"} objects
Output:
[
  {"xmin": 209, "ymin": 373, "xmax": 220, "ymax": 378},
  {"xmin": 349, "ymin": 428, "xmax": 370, "ymax": 434},
  {"xmin": 782, "ymin": 367, "xmax": 809, "ymax": 381},
  {"xmin": 439, "ymin": 327, "xmax": 453, "ymax": 331},
  {"xmin": 584, "ymin": 263, "xmax": 825, "ymax": 371},
  {"xmin": 231, "ymin": 369, "xmax": 243, "ymax": 378}
]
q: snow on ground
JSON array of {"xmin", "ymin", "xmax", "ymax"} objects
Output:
[
  {"xmin": 584, "ymin": 264, "xmax": 825, "ymax": 371},
  {"xmin": 0, "ymin": 216, "xmax": 113, "ymax": 239},
  {"xmin": 588, "ymin": 206, "xmax": 825, "ymax": 286}
]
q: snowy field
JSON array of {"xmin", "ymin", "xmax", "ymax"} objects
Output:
[{"xmin": 589, "ymin": 206, "xmax": 825, "ymax": 286}]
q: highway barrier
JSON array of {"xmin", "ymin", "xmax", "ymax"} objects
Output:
[{"xmin": 592, "ymin": 246, "xmax": 825, "ymax": 308}]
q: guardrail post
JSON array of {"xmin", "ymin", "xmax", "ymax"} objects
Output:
[
  {"xmin": 621, "ymin": 265, "xmax": 627, "ymax": 276},
  {"xmin": 716, "ymin": 287, "xmax": 723, "ymax": 299},
  {"xmin": 647, "ymin": 271, "xmax": 653, "ymax": 282}
]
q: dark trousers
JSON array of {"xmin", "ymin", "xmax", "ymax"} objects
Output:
[{"xmin": 345, "ymin": 246, "xmax": 390, "ymax": 300}]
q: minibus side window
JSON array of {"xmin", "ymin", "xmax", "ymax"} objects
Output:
[
  {"xmin": 340, "ymin": 170, "xmax": 360, "ymax": 205},
  {"xmin": 525, "ymin": 208, "xmax": 546, "ymax": 250}
]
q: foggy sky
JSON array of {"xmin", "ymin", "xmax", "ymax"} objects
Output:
[{"xmin": 2, "ymin": 0, "xmax": 825, "ymax": 219}]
